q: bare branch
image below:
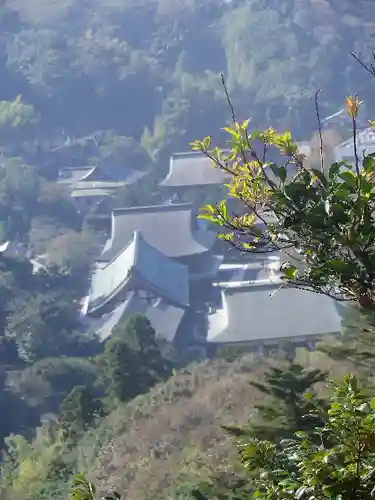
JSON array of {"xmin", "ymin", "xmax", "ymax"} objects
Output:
[
  {"xmin": 350, "ymin": 52, "xmax": 375, "ymax": 77},
  {"xmin": 352, "ymin": 113, "xmax": 360, "ymax": 176},
  {"xmin": 221, "ymin": 73, "xmax": 236, "ymax": 124},
  {"xmin": 314, "ymin": 87, "xmax": 324, "ymax": 172}
]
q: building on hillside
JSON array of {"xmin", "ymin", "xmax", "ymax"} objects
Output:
[
  {"xmin": 84, "ymin": 230, "xmax": 191, "ymax": 342},
  {"xmin": 334, "ymin": 128, "xmax": 375, "ymax": 165},
  {"xmin": 87, "ymin": 230, "xmax": 190, "ymax": 314},
  {"xmin": 90, "ymin": 292, "xmax": 188, "ymax": 343},
  {"xmin": 160, "ymin": 151, "xmax": 231, "ymax": 190},
  {"xmin": 57, "ymin": 165, "xmax": 147, "ymax": 211},
  {"xmin": 97, "ymin": 203, "xmax": 222, "ymax": 278},
  {"xmin": 206, "ymin": 266, "xmax": 343, "ymax": 348}
]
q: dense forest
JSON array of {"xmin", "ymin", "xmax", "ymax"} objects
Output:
[{"xmin": 2, "ymin": 0, "xmax": 375, "ymax": 499}]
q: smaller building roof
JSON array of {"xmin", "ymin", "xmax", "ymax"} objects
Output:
[
  {"xmin": 160, "ymin": 151, "xmax": 231, "ymax": 188},
  {"xmin": 71, "ymin": 187, "xmax": 114, "ymax": 198},
  {"xmin": 92, "ymin": 292, "xmax": 186, "ymax": 343},
  {"xmin": 207, "ymin": 284, "xmax": 342, "ymax": 343},
  {"xmin": 99, "ymin": 203, "xmax": 216, "ymax": 262},
  {"xmin": 57, "ymin": 167, "xmax": 96, "ymax": 184},
  {"xmin": 58, "ymin": 166, "xmax": 147, "ymax": 190},
  {"xmin": 88, "ymin": 230, "xmax": 190, "ymax": 314}
]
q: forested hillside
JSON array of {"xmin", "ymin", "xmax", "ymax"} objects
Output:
[
  {"xmin": 1, "ymin": 0, "xmax": 375, "ymax": 499},
  {"xmin": 3, "ymin": 0, "xmax": 375, "ymax": 166}
]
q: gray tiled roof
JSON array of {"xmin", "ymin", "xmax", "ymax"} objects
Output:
[
  {"xmin": 71, "ymin": 187, "xmax": 114, "ymax": 198},
  {"xmin": 99, "ymin": 203, "xmax": 216, "ymax": 262},
  {"xmin": 57, "ymin": 167, "xmax": 96, "ymax": 184},
  {"xmin": 59, "ymin": 166, "xmax": 147, "ymax": 190},
  {"xmin": 160, "ymin": 152, "xmax": 231, "ymax": 187},
  {"xmin": 207, "ymin": 284, "xmax": 342, "ymax": 343},
  {"xmin": 189, "ymin": 253, "xmax": 224, "ymax": 280},
  {"xmin": 88, "ymin": 231, "xmax": 190, "ymax": 313},
  {"xmin": 92, "ymin": 292, "xmax": 186, "ymax": 343}
]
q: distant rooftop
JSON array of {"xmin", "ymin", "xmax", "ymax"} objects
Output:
[
  {"xmin": 99, "ymin": 203, "xmax": 216, "ymax": 262},
  {"xmin": 160, "ymin": 151, "xmax": 231, "ymax": 188},
  {"xmin": 88, "ymin": 230, "xmax": 190, "ymax": 314},
  {"xmin": 58, "ymin": 165, "xmax": 147, "ymax": 191},
  {"xmin": 71, "ymin": 187, "xmax": 114, "ymax": 198},
  {"xmin": 92, "ymin": 292, "xmax": 186, "ymax": 343},
  {"xmin": 207, "ymin": 284, "xmax": 342, "ymax": 344},
  {"xmin": 57, "ymin": 166, "xmax": 96, "ymax": 184}
]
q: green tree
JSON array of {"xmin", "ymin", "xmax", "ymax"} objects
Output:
[
  {"xmin": 115, "ymin": 313, "xmax": 173, "ymax": 391},
  {"xmin": 224, "ymin": 363, "xmax": 327, "ymax": 443},
  {"xmin": 59, "ymin": 385, "xmax": 103, "ymax": 446},
  {"xmin": 103, "ymin": 314, "xmax": 173, "ymax": 403},
  {"xmin": 235, "ymin": 375, "xmax": 375, "ymax": 499},
  {"xmin": 102, "ymin": 336, "xmax": 140, "ymax": 403},
  {"xmin": 70, "ymin": 472, "xmax": 120, "ymax": 500}
]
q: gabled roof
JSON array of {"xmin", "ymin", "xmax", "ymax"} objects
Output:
[
  {"xmin": 92, "ymin": 292, "xmax": 186, "ymax": 343},
  {"xmin": 207, "ymin": 284, "xmax": 342, "ymax": 343},
  {"xmin": 335, "ymin": 128, "xmax": 375, "ymax": 151},
  {"xmin": 58, "ymin": 166, "xmax": 147, "ymax": 189},
  {"xmin": 57, "ymin": 167, "xmax": 96, "ymax": 184},
  {"xmin": 160, "ymin": 151, "xmax": 231, "ymax": 188},
  {"xmin": 88, "ymin": 231, "xmax": 190, "ymax": 314},
  {"xmin": 99, "ymin": 203, "xmax": 216, "ymax": 262}
]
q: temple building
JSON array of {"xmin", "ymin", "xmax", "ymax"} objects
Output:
[
  {"xmin": 206, "ymin": 256, "xmax": 343, "ymax": 348},
  {"xmin": 160, "ymin": 151, "xmax": 231, "ymax": 189},
  {"xmin": 207, "ymin": 285, "xmax": 342, "ymax": 346},
  {"xmin": 79, "ymin": 149, "xmax": 346, "ymax": 351},
  {"xmin": 334, "ymin": 127, "xmax": 375, "ymax": 166},
  {"xmin": 84, "ymin": 230, "xmax": 191, "ymax": 343},
  {"xmin": 87, "ymin": 230, "xmax": 190, "ymax": 315},
  {"xmin": 57, "ymin": 165, "xmax": 147, "ymax": 210},
  {"xmin": 97, "ymin": 203, "xmax": 223, "ymax": 279},
  {"xmin": 83, "ymin": 201, "xmax": 224, "ymax": 343}
]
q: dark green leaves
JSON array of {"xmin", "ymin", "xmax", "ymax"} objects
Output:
[
  {"xmin": 236, "ymin": 376, "xmax": 375, "ymax": 499},
  {"xmin": 70, "ymin": 473, "xmax": 96, "ymax": 500}
]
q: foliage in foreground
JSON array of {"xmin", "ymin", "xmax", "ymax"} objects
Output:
[
  {"xmin": 198, "ymin": 375, "xmax": 375, "ymax": 499},
  {"xmin": 187, "ymin": 59, "xmax": 375, "ymax": 497},
  {"xmin": 191, "ymin": 89, "xmax": 375, "ymax": 311}
]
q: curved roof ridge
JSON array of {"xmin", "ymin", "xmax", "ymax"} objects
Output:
[
  {"xmin": 88, "ymin": 230, "xmax": 190, "ymax": 314},
  {"xmin": 112, "ymin": 202, "xmax": 194, "ymax": 216},
  {"xmin": 99, "ymin": 202, "xmax": 215, "ymax": 261},
  {"xmin": 160, "ymin": 150, "xmax": 232, "ymax": 188},
  {"xmin": 78, "ymin": 166, "xmax": 97, "ymax": 181},
  {"xmin": 100, "ymin": 232, "xmax": 137, "ymax": 270}
]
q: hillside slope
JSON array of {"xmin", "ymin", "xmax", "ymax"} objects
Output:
[{"xmin": 74, "ymin": 349, "xmax": 355, "ymax": 500}]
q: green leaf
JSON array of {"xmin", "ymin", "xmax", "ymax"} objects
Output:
[
  {"xmin": 339, "ymin": 170, "xmax": 357, "ymax": 187},
  {"xmin": 328, "ymin": 162, "xmax": 343, "ymax": 178},
  {"xmin": 310, "ymin": 168, "xmax": 328, "ymax": 187},
  {"xmin": 370, "ymin": 398, "xmax": 375, "ymax": 410},
  {"xmin": 222, "ymin": 126, "xmax": 239, "ymax": 138},
  {"xmin": 284, "ymin": 266, "xmax": 298, "ymax": 279},
  {"xmin": 279, "ymin": 166, "xmax": 287, "ymax": 183},
  {"xmin": 361, "ymin": 178, "xmax": 373, "ymax": 196},
  {"xmin": 200, "ymin": 204, "xmax": 215, "ymax": 214},
  {"xmin": 198, "ymin": 213, "xmax": 222, "ymax": 226},
  {"xmin": 362, "ymin": 153, "xmax": 375, "ymax": 173},
  {"xmin": 216, "ymin": 200, "xmax": 228, "ymax": 220},
  {"xmin": 70, "ymin": 473, "xmax": 96, "ymax": 500},
  {"xmin": 325, "ymin": 259, "xmax": 347, "ymax": 273},
  {"xmin": 270, "ymin": 163, "xmax": 286, "ymax": 183},
  {"xmin": 330, "ymin": 402, "xmax": 342, "ymax": 410},
  {"xmin": 203, "ymin": 136, "xmax": 211, "ymax": 150},
  {"xmin": 189, "ymin": 140, "xmax": 203, "ymax": 151}
]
